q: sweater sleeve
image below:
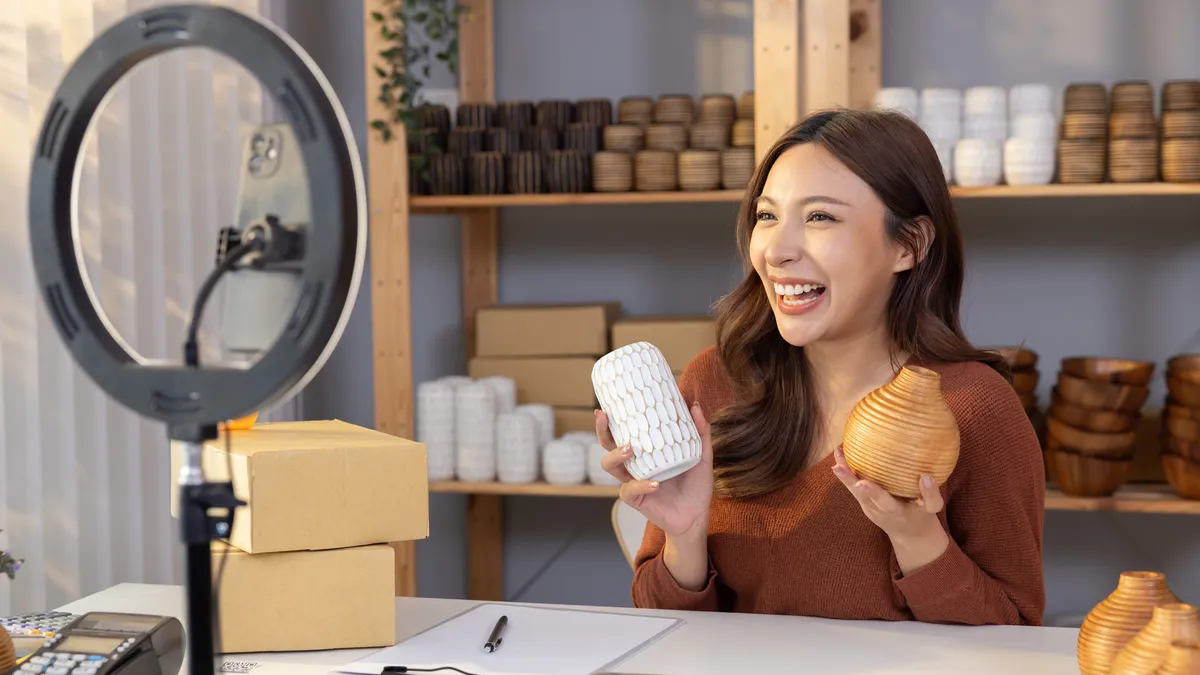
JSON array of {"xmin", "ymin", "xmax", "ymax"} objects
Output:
[
  {"xmin": 629, "ymin": 350, "xmax": 723, "ymax": 612},
  {"xmin": 891, "ymin": 366, "xmax": 1047, "ymax": 626}
]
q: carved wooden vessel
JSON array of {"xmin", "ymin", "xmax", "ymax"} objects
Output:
[
  {"xmin": 1111, "ymin": 603, "xmax": 1200, "ymax": 674},
  {"xmin": 1078, "ymin": 571, "xmax": 1181, "ymax": 674},
  {"xmin": 0, "ymin": 625, "xmax": 14, "ymax": 674}
]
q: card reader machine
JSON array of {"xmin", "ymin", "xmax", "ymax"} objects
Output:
[{"xmin": 15, "ymin": 612, "xmax": 184, "ymax": 675}]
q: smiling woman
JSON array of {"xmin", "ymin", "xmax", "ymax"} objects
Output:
[{"xmin": 594, "ymin": 109, "xmax": 1047, "ymax": 626}]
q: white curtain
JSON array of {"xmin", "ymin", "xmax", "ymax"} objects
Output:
[{"xmin": 0, "ymin": 0, "xmax": 299, "ymax": 615}]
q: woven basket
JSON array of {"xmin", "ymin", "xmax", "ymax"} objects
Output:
[
  {"xmin": 1063, "ymin": 83, "xmax": 1107, "ymax": 113},
  {"xmin": 655, "ymin": 95, "xmax": 694, "ymax": 125},
  {"xmin": 485, "ymin": 127, "xmax": 522, "ymax": 155},
  {"xmin": 508, "ymin": 151, "xmax": 544, "ymax": 193},
  {"xmin": 646, "ymin": 123, "xmax": 688, "ymax": 153},
  {"xmin": 679, "ymin": 150, "xmax": 721, "ymax": 191},
  {"xmin": 547, "ymin": 149, "xmax": 591, "ymax": 192},
  {"xmin": 603, "ymin": 124, "xmax": 644, "ymax": 153},
  {"xmin": 1108, "ymin": 138, "xmax": 1158, "ymax": 183},
  {"xmin": 690, "ymin": 121, "xmax": 731, "ymax": 150},
  {"xmin": 576, "ymin": 98, "xmax": 614, "ymax": 127},
  {"xmin": 565, "ymin": 122, "xmax": 603, "ymax": 155},
  {"xmin": 1162, "ymin": 80, "xmax": 1200, "ymax": 111},
  {"xmin": 524, "ymin": 126, "xmax": 560, "ymax": 153},
  {"xmin": 469, "ymin": 152, "xmax": 506, "ymax": 194},
  {"xmin": 496, "ymin": 100, "xmax": 534, "ymax": 129},
  {"xmin": 635, "ymin": 150, "xmax": 677, "ymax": 191},
  {"xmin": 456, "ymin": 102, "xmax": 495, "ymax": 128},
  {"xmin": 699, "ymin": 94, "xmax": 736, "ymax": 125},
  {"xmin": 536, "ymin": 99, "xmax": 574, "ymax": 131},
  {"xmin": 732, "ymin": 119, "xmax": 755, "ymax": 147},
  {"xmin": 429, "ymin": 154, "xmax": 465, "ymax": 194},
  {"xmin": 449, "ymin": 126, "xmax": 485, "ymax": 156},
  {"xmin": 618, "ymin": 96, "xmax": 654, "ymax": 126},
  {"xmin": 1057, "ymin": 139, "xmax": 1106, "ymax": 183},
  {"xmin": 720, "ymin": 147, "xmax": 755, "ymax": 189},
  {"xmin": 1162, "ymin": 138, "xmax": 1200, "ymax": 182},
  {"xmin": 737, "ymin": 91, "xmax": 755, "ymax": 120},
  {"xmin": 592, "ymin": 151, "xmax": 634, "ymax": 192}
]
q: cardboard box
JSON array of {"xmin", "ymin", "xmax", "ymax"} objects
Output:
[
  {"xmin": 476, "ymin": 303, "xmax": 620, "ymax": 357},
  {"xmin": 469, "ymin": 357, "xmax": 597, "ymax": 407},
  {"xmin": 214, "ymin": 543, "xmax": 395, "ymax": 653},
  {"xmin": 170, "ymin": 420, "xmax": 429, "ymax": 554},
  {"xmin": 611, "ymin": 316, "xmax": 716, "ymax": 373},
  {"xmin": 555, "ymin": 407, "xmax": 597, "ymax": 434}
]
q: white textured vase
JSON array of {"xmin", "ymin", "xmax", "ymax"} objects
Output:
[
  {"xmin": 480, "ymin": 376, "xmax": 517, "ymax": 414},
  {"xmin": 963, "ymin": 86, "xmax": 1006, "ymax": 119},
  {"xmin": 587, "ymin": 441, "xmax": 621, "ymax": 485},
  {"xmin": 496, "ymin": 412, "xmax": 539, "ymax": 483},
  {"xmin": 439, "ymin": 375, "xmax": 473, "ymax": 388},
  {"xmin": 592, "ymin": 341, "xmax": 702, "ymax": 482},
  {"xmin": 1009, "ymin": 83, "xmax": 1054, "ymax": 120},
  {"xmin": 416, "ymin": 379, "xmax": 457, "ymax": 481},
  {"xmin": 871, "ymin": 87, "xmax": 919, "ymax": 119},
  {"xmin": 543, "ymin": 438, "xmax": 587, "ymax": 485},
  {"xmin": 1003, "ymin": 138, "xmax": 1055, "ymax": 186},
  {"xmin": 1011, "ymin": 112, "xmax": 1057, "ymax": 140},
  {"xmin": 455, "ymin": 381, "xmax": 497, "ymax": 481},
  {"xmin": 953, "ymin": 139, "xmax": 1002, "ymax": 187},
  {"xmin": 515, "ymin": 403, "xmax": 555, "ymax": 447}
]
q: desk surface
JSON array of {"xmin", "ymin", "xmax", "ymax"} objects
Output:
[{"xmin": 59, "ymin": 583, "xmax": 1081, "ymax": 674}]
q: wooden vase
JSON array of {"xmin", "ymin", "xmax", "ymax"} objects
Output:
[
  {"xmin": 0, "ymin": 625, "xmax": 14, "ymax": 674},
  {"xmin": 1112, "ymin": 603, "xmax": 1200, "ymax": 674},
  {"xmin": 1078, "ymin": 571, "xmax": 1181, "ymax": 675},
  {"xmin": 841, "ymin": 365, "xmax": 960, "ymax": 499},
  {"xmin": 1157, "ymin": 640, "xmax": 1200, "ymax": 674}
]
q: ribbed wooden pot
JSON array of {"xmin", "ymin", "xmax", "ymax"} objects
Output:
[
  {"xmin": 0, "ymin": 625, "xmax": 15, "ymax": 674},
  {"xmin": 565, "ymin": 123, "xmax": 603, "ymax": 156},
  {"xmin": 690, "ymin": 121, "xmax": 731, "ymax": 150},
  {"xmin": 485, "ymin": 127, "xmax": 522, "ymax": 155},
  {"xmin": 456, "ymin": 102, "xmax": 494, "ymax": 128},
  {"xmin": 592, "ymin": 151, "xmax": 633, "ymax": 192},
  {"xmin": 732, "ymin": 119, "xmax": 755, "ymax": 147},
  {"xmin": 1163, "ymin": 80, "xmax": 1200, "ymax": 111},
  {"xmin": 1078, "ymin": 571, "xmax": 1181, "ymax": 675},
  {"xmin": 428, "ymin": 154, "xmax": 465, "ymax": 195},
  {"xmin": 1111, "ymin": 81, "xmax": 1154, "ymax": 113},
  {"xmin": 497, "ymin": 100, "xmax": 534, "ymax": 129},
  {"xmin": 1064, "ymin": 83, "xmax": 1108, "ymax": 113},
  {"xmin": 469, "ymin": 152, "xmax": 506, "ymax": 195},
  {"xmin": 1111, "ymin": 603, "xmax": 1200, "ymax": 675},
  {"xmin": 634, "ymin": 150, "xmax": 677, "ymax": 191},
  {"xmin": 720, "ymin": 148, "xmax": 755, "ymax": 189},
  {"xmin": 618, "ymin": 96, "xmax": 654, "ymax": 126},
  {"xmin": 841, "ymin": 365, "xmax": 960, "ymax": 499},
  {"xmin": 536, "ymin": 99, "xmax": 574, "ymax": 131},
  {"xmin": 508, "ymin": 151, "xmax": 544, "ymax": 194},
  {"xmin": 575, "ymin": 98, "xmax": 613, "ymax": 127},
  {"xmin": 737, "ymin": 91, "xmax": 755, "ymax": 120},
  {"xmin": 524, "ymin": 126, "xmax": 560, "ymax": 153},
  {"xmin": 655, "ymin": 95, "xmax": 694, "ymax": 125},
  {"xmin": 546, "ymin": 149, "xmax": 590, "ymax": 193},
  {"xmin": 604, "ymin": 124, "xmax": 644, "ymax": 153},
  {"xmin": 449, "ymin": 127, "xmax": 485, "ymax": 156},
  {"xmin": 418, "ymin": 104, "xmax": 451, "ymax": 137},
  {"xmin": 698, "ymin": 94, "xmax": 736, "ymax": 125},
  {"xmin": 1158, "ymin": 640, "xmax": 1200, "ymax": 674},
  {"xmin": 1109, "ymin": 138, "xmax": 1159, "ymax": 183},
  {"xmin": 646, "ymin": 124, "xmax": 688, "ymax": 153},
  {"xmin": 678, "ymin": 150, "xmax": 720, "ymax": 191}
]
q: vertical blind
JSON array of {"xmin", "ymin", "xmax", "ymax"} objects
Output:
[{"xmin": 0, "ymin": 0, "xmax": 299, "ymax": 615}]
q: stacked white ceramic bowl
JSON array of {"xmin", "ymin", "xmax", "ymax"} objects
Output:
[
  {"xmin": 871, "ymin": 87, "xmax": 919, "ymax": 120},
  {"xmin": 515, "ymin": 403, "xmax": 555, "ymax": 448},
  {"xmin": 417, "ymin": 379, "xmax": 457, "ymax": 481},
  {"xmin": 480, "ymin": 376, "xmax": 517, "ymax": 414},
  {"xmin": 919, "ymin": 88, "xmax": 961, "ymax": 182},
  {"xmin": 587, "ymin": 440, "xmax": 621, "ymax": 485},
  {"xmin": 496, "ymin": 411, "xmax": 540, "ymax": 483},
  {"xmin": 955, "ymin": 87, "xmax": 1006, "ymax": 187},
  {"xmin": 1004, "ymin": 83, "xmax": 1057, "ymax": 185},
  {"xmin": 455, "ymin": 381, "xmax": 498, "ymax": 481},
  {"xmin": 543, "ymin": 436, "xmax": 587, "ymax": 485}
]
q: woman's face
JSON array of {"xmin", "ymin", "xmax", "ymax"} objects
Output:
[{"xmin": 749, "ymin": 143, "xmax": 915, "ymax": 348}]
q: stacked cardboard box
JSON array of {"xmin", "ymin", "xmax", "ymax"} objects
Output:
[
  {"xmin": 610, "ymin": 315, "xmax": 717, "ymax": 383},
  {"xmin": 469, "ymin": 303, "xmax": 620, "ymax": 432},
  {"xmin": 169, "ymin": 420, "xmax": 428, "ymax": 653}
]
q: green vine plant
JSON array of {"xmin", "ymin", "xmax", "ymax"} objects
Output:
[{"xmin": 370, "ymin": 0, "xmax": 469, "ymax": 186}]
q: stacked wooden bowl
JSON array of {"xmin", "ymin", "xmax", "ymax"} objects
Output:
[
  {"xmin": 1107, "ymin": 81, "xmax": 1158, "ymax": 183},
  {"xmin": 1161, "ymin": 80, "xmax": 1200, "ymax": 183},
  {"xmin": 1059, "ymin": 84, "xmax": 1108, "ymax": 183},
  {"xmin": 1045, "ymin": 357, "xmax": 1154, "ymax": 497},
  {"xmin": 1162, "ymin": 354, "xmax": 1200, "ymax": 499}
]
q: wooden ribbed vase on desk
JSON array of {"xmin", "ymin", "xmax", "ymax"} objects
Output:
[
  {"xmin": 0, "ymin": 625, "xmax": 15, "ymax": 673},
  {"xmin": 841, "ymin": 365, "xmax": 960, "ymax": 499},
  {"xmin": 1078, "ymin": 571, "xmax": 1181, "ymax": 675},
  {"xmin": 1158, "ymin": 640, "xmax": 1200, "ymax": 674},
  {"xmin": 1111, "ymin": 603, "xmax": 1200, "ymax": 674}
]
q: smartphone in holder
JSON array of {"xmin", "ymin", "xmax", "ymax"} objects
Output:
[{"xmin": 217, "ymin": 123, "xmax": 310, "ymax": 364}]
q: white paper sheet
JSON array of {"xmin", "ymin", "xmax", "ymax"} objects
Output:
[{"xmin": 336, "ymin": 603, "xmax": 682, "ymax": 675}]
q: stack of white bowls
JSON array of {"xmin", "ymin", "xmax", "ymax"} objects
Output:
[
  {"xmin": 955, "ymin": 87, "xmax": 1007, "ymax": 186},
  {"xmin": 871, "ymin": 87, "xmax": 919, "ymax": 120},
  {"xmin": 1004, "ymin": 83, "xmax": 1057, "ymax": 185},
  {"xmin": 919, "ymin": 88, "xmax": 962, "ymax": 182}
]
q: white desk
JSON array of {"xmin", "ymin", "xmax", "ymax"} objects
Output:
[{"xmin": 58, "ymin": 583, "xmax": 1081, "ymax": 674}]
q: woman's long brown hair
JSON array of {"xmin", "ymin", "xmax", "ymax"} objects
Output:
[{"xmin": 709, "ymin": 109, "xmax": 1008, "ymax": 501}]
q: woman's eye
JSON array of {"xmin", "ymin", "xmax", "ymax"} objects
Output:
[
  {"xmin": 755, "ymin": 210, "xmax": 776, "ymax": 222},
  {"xmin": 806, "ymin": 211, "xmax": 834, "ymax": 223}
]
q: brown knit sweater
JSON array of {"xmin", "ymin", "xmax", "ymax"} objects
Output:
[{"xmin": 631, "ymin": 346, "xmax": 1046, "ymax": 625}]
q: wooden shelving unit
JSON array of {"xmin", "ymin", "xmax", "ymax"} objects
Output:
[{"xmin": 363, "ymin": 0, "xmax": 1200, "ymax": 600}]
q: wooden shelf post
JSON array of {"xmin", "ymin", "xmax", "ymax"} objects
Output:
[{"xmin": 363, "ymin": 0, "xmax": 419, "ymax": 597}]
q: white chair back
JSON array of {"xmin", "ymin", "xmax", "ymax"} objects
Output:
[{"xmin": 611, "ymin": 499, "xmax": 648, "ymax": 569}]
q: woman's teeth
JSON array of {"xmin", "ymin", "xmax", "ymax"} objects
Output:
[{"xmin": 773, "ymin": 282, "xmax": 825, "ymax": 297}]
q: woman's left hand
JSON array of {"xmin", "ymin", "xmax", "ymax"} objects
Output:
[{"xmin": 832, "ymin": 445, "xmax": 949, "ymax": 575}]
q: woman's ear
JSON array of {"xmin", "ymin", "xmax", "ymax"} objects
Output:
[{"xmin": 893, "ymin": 216, "xmax": 936, "ymax": 272}]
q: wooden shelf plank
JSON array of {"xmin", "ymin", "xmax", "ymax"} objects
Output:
[
  {"xmin": 430, "ymin": 481, "xmax": 1200, "ymax": 513},
  {"xmin": 409, "ymin": 183, "xmax": 1200, "ymax": 212}
]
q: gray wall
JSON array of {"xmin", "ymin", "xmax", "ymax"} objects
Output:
[{"xmin": 288, "ymin": 0, "xmax": 1200, "ymax": 623}]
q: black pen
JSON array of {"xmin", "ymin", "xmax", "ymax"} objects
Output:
[{"xmin": 483, "ymin": 615, "xmax": 508, "ymax": 652}]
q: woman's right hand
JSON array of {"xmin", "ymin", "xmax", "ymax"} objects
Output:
[{"xmin": 595, "ymin": 401, "xmax": 714, "ymax": 540}]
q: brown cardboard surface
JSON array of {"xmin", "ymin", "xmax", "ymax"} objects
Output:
[
  {"xmin": 170, "ymin": 420, "xmax": 429, "ymax": 554},
  {"xmin": 476, "ymin": 302, "xmax": 620, "ymax": 357},
  {"xmin": 554, "ymin": 407, "xmax": 597, "ymax": 434},
  {"xmin": 611, "ymin": 316, "xmax": 715, "ymax": 372},
  {"xmin": 469, "ymin": 357, "xmax": 597, "ymax": 407},
  {"xmin": 214, "ymin": 544, "xmax": 395, "ymax": 653}
]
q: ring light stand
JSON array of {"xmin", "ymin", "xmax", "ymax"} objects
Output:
[{"xmin": 26, "ymin": 6, "xmax": 367, "ymax": 675}]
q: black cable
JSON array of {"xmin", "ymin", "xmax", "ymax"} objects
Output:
[
  {"xmin": 382, "ymin": 667, "xmax": 480, "ymax": 674},
  {"xmin": 184, "ymin": 237, "xmax": 265, "ymax": 368}
]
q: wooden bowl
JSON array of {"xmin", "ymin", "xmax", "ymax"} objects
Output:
[
  {"xmin": 1045, "ymin": 445, "xmax": 1132, "ymax": 497},
  {"xmin": 1011, "ymin": 368, "xmax": 1040, "ymax": 394},
  {"xmin": 986, "ymin": 346, "xmax": 1038, "ymax": 369},
  {"xmin": 1056, "ymin": 372, "xmax": 1150, "ymax": 412},
  {"xmin": 1049, "ymin": 389, "xmax": 1138, "ymax": 433},
  {"xmin": 1168, "ymin": 377, "xmax": 1200, "ymax": 408},
  {"xmin": 1171, "ymin": 368, "xmax": 1200, "ymax": 386},
  {"xmin": 1161, "ymin": 435, "xmax": 1200, "ymax": 464},
  {"xmin": 1161, "ymin": 452, "xmax": 1200, "ymax": 499},
  {"xmin": 1046, "ymin": 416, "xmax": 1137, "ymax": 457},
  {"xmin": 1061, "ymin": 357, "xmax": 1156, "ymax": 386},
  {"xmin": 1166, "ymin": 414, "xmax": 1200, "ymax": 444},
  {"xmin": 1167, "ymin": 354, "xmax": 1200, "ymax": 373}
]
